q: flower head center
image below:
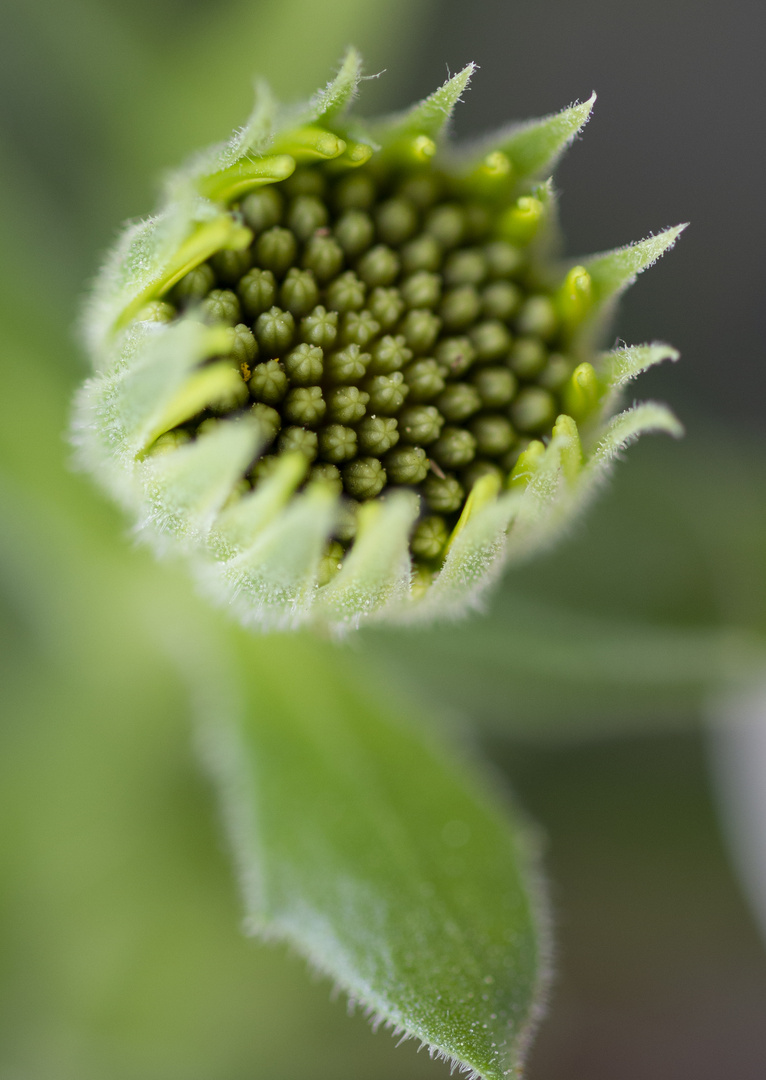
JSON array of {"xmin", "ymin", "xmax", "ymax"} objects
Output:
[{"xmin": 150, "ymin": 162, "xmax": 575, "ymax": 570}]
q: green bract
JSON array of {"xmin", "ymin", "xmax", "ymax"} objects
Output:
[{"xmin": 74, "ymin": 49, "xmax": 684, "ymax": 632}]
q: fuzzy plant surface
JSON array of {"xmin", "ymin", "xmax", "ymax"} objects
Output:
[
  {"xmin": 74, "ymin": 49, "xmax": 684, "ymax": 635},
  {"xmin": 71, "ymin": 50, "xmax": 686, "ymax": 1080}
]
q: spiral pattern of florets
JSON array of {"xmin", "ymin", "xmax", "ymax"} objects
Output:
[{"xmin": 145, "ymin": 164, "xmax": 576, "ymax": 575}]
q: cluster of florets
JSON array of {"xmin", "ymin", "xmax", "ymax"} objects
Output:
[
  {"xmin": 76, "ymin": 55, "xmax": 683, "ymax": 631},
  {"xmin": 144, "ymin": 160, "xmax": 575, "ymax": 581}
]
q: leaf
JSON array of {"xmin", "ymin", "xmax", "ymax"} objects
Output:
[
  {"xmin": 589, "ymin": 401, "xmax": 684, "ymax": 471},
  {"xmin": 599, "ymin": 341, "xmax": 680, "ymax": 389},
  {"xmin": 316, "ymin": 490, "xmax": 418, "ymax": 629},
  {"xmin": 596, "ymin": 341, "xmax": 680, "ymax": 415},
  {"xmin": 214, "ymin": 484, "xmax": 337, "ymax": 630},
  {"xmin": 375, "ymin": 63, "xmax": 477, "ymax": 142},
  {"xmin": 466, "ymin": 95, "xmax": 596, "ymax": 181},
  {"xmin": 310, "ymin": 46, "xmax": 364, "ymax": 121},
  {"xmin": 204, "ymin": 631, "xmax": 547, "ymax": 1080},
  {"xmin": 141, "ymin": 416, "xmax": 261, "ymax": 543},
  {"xmin": 583, "ymin": 224, "xmax": 687, "ymax": 304}
]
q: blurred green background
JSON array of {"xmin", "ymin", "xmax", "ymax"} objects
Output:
[{"xmin": 2, "ymin": 0, "xmax": 766, "ymax": 1077}]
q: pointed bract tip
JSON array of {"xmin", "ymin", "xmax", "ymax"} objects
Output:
[
  {"xmin": 378, "ymin": 62, "xmax": 476, "ymax": 143},
  {"xmin": 471, "ymin": 91, "xmax": 596, "ymax": 181},
  {"xmin": 311, "ymin": 46, "xmax": 364, "ymax": 121},
  {"xmin": 584, "ymin": 223, "xmax": 688, "ymax": 303}
]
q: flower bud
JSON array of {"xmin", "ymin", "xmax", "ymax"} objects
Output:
[{"xmin": 75, "ymin": 53, "xmax": 683, "ymax": 630}]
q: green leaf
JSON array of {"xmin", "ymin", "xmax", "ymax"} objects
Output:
[
  {"xmin": 316, "ymin": 491, "xmax": 418, "ymax": 628},
  {"xmin": 599, "ymin": 341, "xmax": 680, "ymax": 389},
  {"xmin": 583, "ymin": 224, "xmax": 687, "ymax": 304},
  {"xmin": 375, "ymin": 63, "xmax": 477, "ymax": 143},
  {"xmin": 204, "ymin": 631, "xmax": 546, "ymax": 1080},
  {"xmin": 474, "ymin": 94, "xmax": 596, "ymax": 181},
  {"xmin": 310, "ymin": 46, "xmax": 364, "ymax": 121}
]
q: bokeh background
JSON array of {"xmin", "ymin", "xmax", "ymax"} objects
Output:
[{"xmin": 2, "ymin": 0, "xmax": 766, "ymax": 1077}]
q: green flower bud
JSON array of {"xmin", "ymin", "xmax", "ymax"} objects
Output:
[
  {"xmin": 326, "ymin": 270, "xmax": 366, "ymax": 312},
  {"xmin": 499, "ymin": 194, "xmax": 544, "ymax": 244},
  {"xmin": 424, "ymin": 203, "xmax": 465, "ymax": 248},
  {"xmin": 341, "ymin": 310, "xmax": 380, "ymax": 347},
  {"xmin": 434, "ymin": 336, "xmax": 476, "ymax": 379},
  {"xmin": 255, "ymin": 305, "xmax": 295, "ymax": 355},
  {"xmin": 444, "ymin": 249, "xmax": 487, "ymax": 287},
  {"xmin": 469, "ymin": 319, "xmax": 512, "ymax": 362},
  {"xmin": 241, "ymin": 187, "xmax": 283, "ymax": 233},
  {"xmin": 277, "ymin": 425, "xmax": 318, "ymax": 461},
  {"xmin": 301, "ymin": 235, "xmax": 345, "ymax": 283},
  {"xmin": 367, "ymin": 287, "xmax": 405, "ymax": 330},
  {"xmin": 326, "ymin": 343, "xmax": 370, "ymax": 384},
  {"xmin": 508, "ymin": 336, "xmax": 547, "ymax": 378},
  {"xmin": 422, "ymin": 473, "xmax": 464, "ymax": 514},
  {"xmin": 538, "ymin": 353, "xmax": 574, "ymax": 391},
  {"xmin": 224, "ymin": 323, "xmax": 259, "ymax": 369},
  {"xmin": 137, "ymin": 300, "xmax": 176, "ymax": 323},
  {"xmin": 342, "ymin": 457, "xmax": 386, "ymax": 499},
  {"xmin": 333, "ymin": 171, "xmax": 376, "ymax": 211},
  {"xmin": 516, "ymin": 295, "xmax": 558, "ymax": 340},
  {"xmin": 248, "ymin": 359, "xmax": 288, "ymax": 405},
  {"xmin": 402, "ymin": 358, "xmax": 446, "ymax": 402},
  {"xmin": 368, "ymin": 334, "xmax": 413, "ymax": 375},
  {"xmin": 481, "ymin": 280, "xmax": 521, "ymax": 321},
  {"xmin": 318, "ymin": 423, "xmax": 358, "ymax": 463},
  {"xmin": 431, "ymin": 426, "xmax": 477, "ymax": 469},
  {"xmin": 356, "ymin": 245, "xmax": 400, "ymax": 287},
  {"xmin": 398, "ymin": 405, "xmax": 444, "ymax": 445},
  {"xmin": 470, "ymin": 365, "xmax": 517, "ymax": 408},
  {"xmin": 384, "ymin": 445, "xmax": 429, "ymax": 485},
  {"xmin": 400, "ymin": 234, "xmax": 442, "ymax": 274},
  {"xmin": 397, "ymin": 172, "xmax": 441, "ymax": 208},
  {"xmin": 300, "ymin": 305, "xmax": 338, "ymax": 348},
  {"xmin": 255, "ymin": 226, "xmax": 298, "ymax": 276},
  {"xmin": 399, "ymin": 309, "xmax": 441, "ymax": 354},
  {"xmin": 326, "ymin": 385, "xmax": 369, "ymax": 424},
  {"xmin": 171, "ymin": 263, "xmax": 215, "ymax": 306},
  {"xmin": 250, "ymin": 402, "xmax": 281, "ymax": 444},
  {"xmin": 334, "ymin": 210, "xmax": 375, "ymax": 257},
  {"xmin": 375, "ymin": 198, "xmax": 418, "ymax": 246},
  {"xmin": 210, "ymin": 246, "xmax": 252, "ymax": 285},
  {"xmin": 279, "ymin": 267, "xmax": 319, "ymax": 316},
  {"xmin": 440, "ymin": 286, "xmax": 482, "ymax": 331},
  {"xmin": 509, "ymin": 386, "xmax": 558, "ymax": 433},
  {"xmin": 238, "ymin": 268, "xmax": 277, "ymax": 318},
  {"xmin": 468, "ymin": 414, "xmax": 516, "ymax": 457},
  {"xmin": 283, "ymin": 385, "xmax": 326, "ymax": 427},
  {"xmin": 410, "ymin": 514, "xmax": 449, "ymax": 560},
  {"xmin": 283, "ymin": 342, "xmax": 324, "ymax": 385},
  {"xmin": 199, "ymin": 287, "xmax": 238, "ymax": 324},
  {"xmin": 77, "ymin": 54, "xmax": 682, "ymax": 630},
  {"xmin": 357, "ymin": 415, "xmax": 399, "ymax": 455},
  {"xmin": 401, "ymin": 271, "xmax": 442, "ymax": 309},
  {"xmin": 436, "ymin": 383, "xmax": 482, "ymax": 422},
  {"xmin": 310, "ymin": 464, "xmax": 344, "ymax": 497},
  {"xmin": 287, "ymin": 194, "xmax": 328, "ymax": 241},
  {"xmin": 483, "ymin": 239, "xmax": 523, "ymax": 278},
  {"xmin": 364, "ymin": 371, "xmax": 408, "ymax": 414}
]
